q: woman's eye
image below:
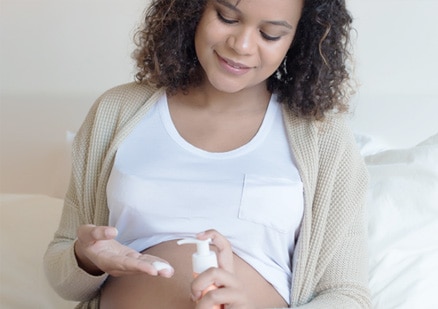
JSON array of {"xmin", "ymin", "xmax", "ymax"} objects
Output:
[
  {"xmin": 216, "ymin": 9, "xmax": 280, "ymax": 41},
  {"xmin": 261, "ymin": 32, "xmax": 281, "ymax": 41},
  {"xmin": 217, "ymin": 11, "xmax": 237, "ymax": 24}
]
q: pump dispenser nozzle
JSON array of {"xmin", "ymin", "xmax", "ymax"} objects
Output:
[{"xmin": 177, "ymin": 238, "xmax": 218, "ymax": 274}]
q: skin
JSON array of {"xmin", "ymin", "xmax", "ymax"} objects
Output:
[
  {"xmin": 75, "ymin": 0, "xmax": 304, "ymax": 307},
  {"xmin": 99, "ymin": 231, "xmax": 286, "ymax": 308},
  {"xmin": 194, "ymin": 0, "xmax": 301, "ymax": 95},
  {"xmin": 169, "ymin": 0, "xmax": 302, "ymax": 152}
]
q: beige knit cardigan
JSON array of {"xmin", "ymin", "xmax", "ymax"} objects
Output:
[{"xmin": 44, "ymin": 82, "xmax": 371, "ymax": 308}]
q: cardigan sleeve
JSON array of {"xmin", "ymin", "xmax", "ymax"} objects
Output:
[
  {"xmin": 280, "ymin": 112, "xmax": 372, "ymax": 308},
  {"xmin": 294, "ymin": 209, "xmax": 371, "ymax": 309},
  {"xmin": 43, "ymin": 98, "xmax": 109, "ymax": 301},
  {"xmin": 42, "ymin": 199, "xmax": 108, "ymax": 301},
  {"xmin": 294, "ymin": 119, "xmax": 371, "ymax": 308},
  {"xmin": 43, "ymin": 83, "xmax": 157, "ymax": 303}
]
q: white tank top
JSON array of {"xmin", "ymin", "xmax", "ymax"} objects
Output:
[{"xmin": 106, "ymin": 94, "xmax": 304, "ymax": 303}]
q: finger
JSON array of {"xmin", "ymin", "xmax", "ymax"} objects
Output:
[
  {"xmin": 195, "ymin": 287, "xmax": 241, "ymax": 309},
  {"xmin": 197, "ymin": 230, "xmax": 234, "ymax": 273},
  {"xmin": 102, "ymin": 253, "xmax": 158, "ymax": 277},
  {"xmin": 191, "ymin": 267, "xmax": 238, "ymax": 302},
  {"xmin": 195, "ymin": 285, "xmax": 251, "ymax": 309},
  {"xmin": 91, "ymin": 225, "xmax": 118, "ymax": 241},
  {"xmin": 138, "ymin": 248, "xmax": 174, "ymax": 276},
  {"xmin": 151, "ymin": 261, "xmax": 175, "ymax": 278},
  {"xmin": 77, "ymin": 225, "xmax": 118, "ymax": 245},
  {"xmin": 107, "ymin": 254, "xmax": 174, "ymax": 278}
]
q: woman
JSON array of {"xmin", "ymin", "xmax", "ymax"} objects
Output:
[{"xmin": 44, "ymin": 0, "xmax": 371, "ymax": 308}]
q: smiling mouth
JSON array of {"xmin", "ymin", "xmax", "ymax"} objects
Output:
[{"xmin": 217, "ymin": 52, "xmax": 252, "ymax": 70}]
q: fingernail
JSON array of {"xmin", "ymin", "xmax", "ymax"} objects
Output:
[
  {"xmin": 152, "ymin": 261, "xmax": 174, "ymax": 277},
  {"xmin": 191, "ymin": 291, "xmax": 201, "ymax": 301},
  {"xmin": 196, "ymin": 231, "xmax": 205, "ymax": 237},
  {"xmin": 161, "ymin": 269, "xmax": 174, "ymax": 278},
  {"xmin": 105, "ymin": 228, "xmax": 118, "ymax": 238}
]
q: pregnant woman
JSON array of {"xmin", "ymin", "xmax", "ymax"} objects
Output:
[{"xmin": 44, "ymin": 0, "xmax": 371, "ymax": 308}]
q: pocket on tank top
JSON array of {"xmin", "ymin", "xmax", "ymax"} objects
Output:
[{"xmin": 239, "ymin": 174, "xmax": 304, "ymax": 233}]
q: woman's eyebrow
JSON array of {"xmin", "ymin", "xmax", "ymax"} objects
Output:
[
  {"xmin": 266, "ymin": 20, "xmax": 293, "ymax": 30},
  {"xmin": 216, "ymin": 0, "xmax": 241, "ymax": 13},
  {"xmin": 215, "ymin": 0, "xmax": 294, "ymax": 30}
]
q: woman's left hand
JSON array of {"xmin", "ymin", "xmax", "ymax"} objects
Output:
[{"xmin": 191, "ymin": 230, "xmax": 255, "ymax": 309}]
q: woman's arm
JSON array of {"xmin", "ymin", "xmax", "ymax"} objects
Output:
[
  {"xmin": 295, "ymin": 207, "xmax": 371, "ymax": 308},
  {"xmin": 294, "ymin": 121, "xmax": 371, "ymax": 308},
  {"xmin": 43, "ymin": 100, "xmax": 109, "ymax": 301},
  {"xmin": 43, "ymin": 84, "xmax": 170, "ymax": 302}
]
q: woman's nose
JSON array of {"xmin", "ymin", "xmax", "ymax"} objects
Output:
[{"xmin": 226, "ymin": 28, "xmax": 257, "ymax": 55}]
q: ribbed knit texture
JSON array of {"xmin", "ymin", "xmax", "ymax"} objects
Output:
[{"xmin": 43, "ymin": 82, "xmax": 371, "ymax": 308}]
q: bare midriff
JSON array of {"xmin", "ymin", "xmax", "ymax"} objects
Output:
[{"xmin": 100, "ymin": 240, "xmax": 288, "ymax": 309}]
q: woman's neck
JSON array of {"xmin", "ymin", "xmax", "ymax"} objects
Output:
[
  {"xmin": 171, "ymin": 81, "xmax": 272, "ymax": 114},
  {"xmin": 166, "ymin": 81, "xmax": 273, "ymax": 152}
]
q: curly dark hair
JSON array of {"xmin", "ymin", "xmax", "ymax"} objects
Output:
[{"xmin": 133, "ymin": 0, "xmax": 354, "ymax": 120}]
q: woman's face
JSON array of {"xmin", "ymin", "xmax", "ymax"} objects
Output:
[{"xmin": 195, "ymin": 0, "xmax": 303, "ymax": 94}]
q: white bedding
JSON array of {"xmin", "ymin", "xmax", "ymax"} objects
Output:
[
  {"xmin": 1, "ymin": 134, "xmax": 437, "ymax": 308},
  {"xmin": 364, "ymin": 134, "xmax": 438, "ymax": 308}
]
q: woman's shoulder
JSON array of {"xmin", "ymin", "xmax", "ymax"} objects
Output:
[
  {"xmin": 100, "ymin": 81, "xmax": 157, "ymax": 97},
  {"xmin": 283, "ymin": 106, "xmax": 355, "ymax": 151},
  {"xmin": 316, "ymin": 113, "xmax": 366, "ymax": 176},
  {"xmin": 76, "ymin": 82, "xmax": 163, "ymax": 144},
  {"xmin": 85, "ymin": 82, "xmax": 162, "ymax": 126},
  {"xmin": 96, "ymin": 82, "xmax": 160, "ymax": 111},
  {"xmin": 316, "ymin": 113, "xmax": 355, "ymax": 148}
]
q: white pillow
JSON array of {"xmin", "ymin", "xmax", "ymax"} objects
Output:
[
  {"xmin": 365, "ymin": 133, "xmax": 438, "ymax": 308},
  {"xmin": 354, "ymin": 132, "xmax": 390, "ymax": 156}
]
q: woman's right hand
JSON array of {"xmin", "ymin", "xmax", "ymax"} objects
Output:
[{"xmin": 74, "ymin": 224, "xmax": 174, "ymax": 278}]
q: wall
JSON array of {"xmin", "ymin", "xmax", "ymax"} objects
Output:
[
  {"xmin": 1, "ymin": 0, "xmax": 151, "ymax": 195},
  {"xmin": 1, "ymin": 0, "xmax": 437, "ymax": 195},
  {"xmin": 350, "ymin": 0, "xmax": 437, "ymax": 96},
  {"xmin": 1, "ymin": 0, "xmax": 149, "ymax": 97},
  {"xmin": 2, "ymin": 0, "xmax": 437, "ymax": 98},
  {"xmin": 347, "ymin": 0, "xmax": 438, "ymax": 147}
]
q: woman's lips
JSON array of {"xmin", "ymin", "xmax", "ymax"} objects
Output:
[
  {"xmin": 222, "ymin": 56, "xmax": 250, "ymax": 69},
  {"xmin": 216, "ymin": 52, "xmax": 252, "ymax": 75}
]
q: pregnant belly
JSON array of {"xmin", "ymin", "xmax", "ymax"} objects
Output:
[{"xmin": 100, "ymin": 240, "xmax": 287, "ymax": 308}]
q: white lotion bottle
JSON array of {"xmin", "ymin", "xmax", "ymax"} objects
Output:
[{"xmin": 177, "ymin": 238, "xmax": 223, "ymax": 309}]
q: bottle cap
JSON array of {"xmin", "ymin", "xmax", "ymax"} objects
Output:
[{"xmin": 177, "ymin": 238, "xmax": 212, "ymax": 255}]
